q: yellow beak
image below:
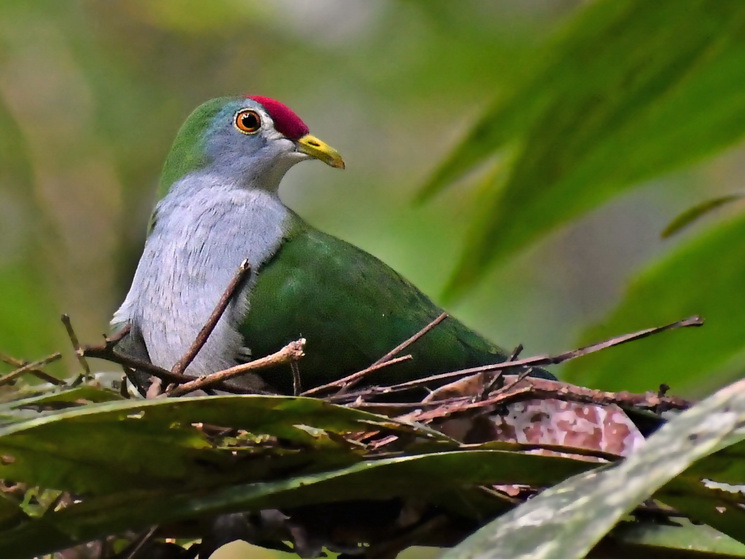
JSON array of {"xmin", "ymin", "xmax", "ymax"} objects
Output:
[{"xmin": 296, "ymin": 134, "xmax": 345, "ymax": 169}]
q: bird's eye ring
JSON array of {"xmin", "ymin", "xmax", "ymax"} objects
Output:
[{"xmin": 234, "ymin": 109, "xmax": 262, "ymax": 134}]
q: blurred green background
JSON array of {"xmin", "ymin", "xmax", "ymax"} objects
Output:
[{"xmin": 1, "ymin": 0, "xmax": 744, "ymax": 398}]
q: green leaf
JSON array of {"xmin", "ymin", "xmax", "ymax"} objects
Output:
[
  {"xmin": 563, "ymin": 213, "xmax": 745, "ymax": 393},
  {"xmin": 0, "ymin": 385, "xmax": 124, "ymax": 414},
  {"xmin": 439, "ymin": 377, "xmax": 745, "ymax": 559},
  {"xmin": 0, "ymin": 449, "xmax": 593, "ymax": 558},
  {"xmin": 0, "ymin": 395, "xmax": 450, "ymax": 494},
  {"xmin": 684, "ymin": 440, "xmax": 745, "ymax": 485},
  {"xmin": 419, "ymin": 0, "xmax": 745, "ymax": 297},
  {"xmin": 0, "ymin": 385, "xmax": 125, "ymax": 427},
  {"xmin": 661, "ymin": 194, "xmax": 744, "ymax": 238},
  {"xmin": 660, "ymin": 477, "xmax": 745, "ymax": 545},
  {"xmin": 608, "ymin": 521, "xmax": 745, "ymax": 557}
]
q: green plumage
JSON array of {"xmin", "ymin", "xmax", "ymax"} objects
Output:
[
  {"xmin": 156, "ymin": 98, "xmax": 232, "ymax": 200},
  {"xmin": 242, "ymin": 214, "xmax": 543, "ymax": 393}
]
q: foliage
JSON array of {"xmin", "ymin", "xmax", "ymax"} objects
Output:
[
  {"xmin": 424, "ymin": 0, "xmax": 745, "ymax": 301},
  {"xmin": 421, "ymin": 0, "xmax": 745, "ymax": 395},
  {"xmin": 0, "ymin": 380, "xmax": 743, "ymax": 559},
  {"xmin": 2, "ymin": 0, "xmax": 745, "ymax": 558}
]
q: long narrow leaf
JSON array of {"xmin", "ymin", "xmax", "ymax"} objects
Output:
[
  {"xmin": 419, "ymin": 0, "xmax": 745, "ymax": 297},
  {"xmin": 0, "ymin": 450, "xmax": 592, "ymax": 558}
]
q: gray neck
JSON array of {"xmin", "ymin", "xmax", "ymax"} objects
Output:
[{"xmin": 113, "ymin": 171, "xmax": 291, "ymax": 375}]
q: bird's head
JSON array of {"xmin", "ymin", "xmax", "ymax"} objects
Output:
[{"xmin": 158, "ymin": 95, "xmax": 344, "ymax": 196}]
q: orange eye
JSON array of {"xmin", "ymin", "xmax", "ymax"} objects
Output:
[{"xmin": 234, "ymin": 109, "xmax": 261, "ymax": 134}]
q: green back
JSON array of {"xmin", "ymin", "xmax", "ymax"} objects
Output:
[{"xmin": 241, "ymin": 221, "xmax": 519, "ymax": 393}]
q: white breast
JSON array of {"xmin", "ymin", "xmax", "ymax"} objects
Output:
[{"xmin": 112, "ymin": 173, "xmax": 289, "ymax": 376}]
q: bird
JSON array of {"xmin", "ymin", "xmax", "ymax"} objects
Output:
[{"xmin": 112, "ymin": 95, "xmax": 554, "ymax": 394}]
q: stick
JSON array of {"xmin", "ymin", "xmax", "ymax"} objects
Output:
[
  {"xmin": 411, "ymin": 376, "xmax": 693, "ymax": 422},
  {"xmin": 480, "ymin": 344, "xmax": 524, "ymax": 399},
  {"xmin": 61, "ymin": 314, "xmax": 91, "ymax": 379},
  {"xmin": 302, "ymin": 313, "xmax": 448, "ymax": 397},
  {"xmin": 348, "ymin": 375, "xmax": 691, "ymax": 425},
  {"xmin": 82, "ymin": 339, "xmax": 254, "ymax": 394},
  {"xmin": 82, "ymin": 345, "xmax": 193, "ymax": 384},
  {"xmin": 0, "ymin": 354, "xmax": 65, "ymax": 385},
  {"xmin": 291, "ymin": 361, "xmax": 301, "ymax": 396},
  {"xmin": 171, "ymin": 259, "xmax": 251, "ymax": 376},
  {"xmin": 166, "ymin": 338, "xmax": 305, "ymax": 396},
  {"xmin": 350, "ymin": 315, "xmax": 704, "ymax": 398},
  {"xmin": 105, "ymin": 324, "xmax": 131, "ymax": 346},
  {"xmin": 371, "ymin": 312, "xmax": 448, "ymax": 367},
  {"xmin": 0, "ymin": 353, "xmax": 62, "ymax": 386},
  {"xmin": 123, "ymin": 526, "xmax": 159, "ymax": 559},
  {"xmin": 301, "ymin": 355, "xmax": 413, "ymax": 397}
]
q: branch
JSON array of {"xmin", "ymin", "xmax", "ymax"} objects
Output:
[
  {"xmin": 0, "ymin": 353, "xmax": 62, "ymax": 386},
  {"xmin": 166, "ymin": 338, "xmax": 306, "ymax": 397},
  {"xmin": 105, "ymin": 324, "xmax": 131, "ymax": 346},
  {"xmin": 82, "ymin": 344, "xmax": 192, "ymax": 385},
  {"xmin": 61, "ymin": 314, "xmax": 91, "ymax": 379},
  {"xmin": 122, "ymin": 526, "xmax": 159, "ymax": 559},
  {"xmin": 412, "ymin": 376, "xmax": 692, "ymax": 423},
  {"xmin": 291, "ymin": 361, "xmax": 301, "ymax": 396},
  {"xmin": 480, "ymin": 343, "xmax": 524, "ymax": 399},
  {"xmin": 334, "ymin": 315, "xmax": 703, "ymax": 401},
  {"xmin": 302, "ymin": 313, "xmax": 448, "ymax": 397},
  {"xmin": 301, "ymin": 355, "xmax": 413, "ymax": 397},
  {"xmin": 488, "ymin": 378, "xmax": 692, "ymax": 411},
  {"xmin": 0, "ymin": 354, "xmax": 65, "ymax": 385},
  {"xmin": 371, "ymin": 312, "xmax": 448, "ymax": 367},
  {"xmin": 171, "ymin": 259, "xmax": 251, "ymax": 377},
  {"xmin": 82, "ymin": 343, "xmax": 258, "ymax": 394},
  {"xmin": 349, "ymin": 375, "xmax": 692, "ymax": 419}
]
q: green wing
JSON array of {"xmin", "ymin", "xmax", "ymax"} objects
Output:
[{"xmin": 241, "ymin": 222, "xmax": 535, "ymax": 393}]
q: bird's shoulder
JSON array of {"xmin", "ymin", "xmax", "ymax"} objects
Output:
[{"xmin": 257, "ymin": 219, "xmax": 430, "ymax": 309}]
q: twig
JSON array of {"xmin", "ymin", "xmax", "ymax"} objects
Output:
[
  {"xmin": 371, "ymin": 312, "xmax": 448, "ymax": 367},
  {"xmin": 301, "ymin": 313, "xmax": 447, "ymax": 397},
  {"xmin": 61, "ymin": 314, "xmax": 91, "ymax": 379},
  {"xmin": 105, "ymin": 324, "xmax": 131, "ymax": 346},
  {"xmin": 82, "ymin": 337, "xmax": 255, "ymax": 394},
  {"xmin": 0, "ymin": 353, "xmax": 62, "ymax": 386},
  {"xmin": 166, "ymin": 338, "xmax": 306, "ymax": 396},
  {"xmin": 480, "ymin": 344, "xmax": 524, "ymax": 399},
  {"xmin": 123, "ymin": 525, "xmax": 159, "ymax": 559},
  {"xmin": 171, "ymin": 259, "xmax": 251, "ymax": 377},
  {"xmin": 337, "ymin": 315, "xmax": 704, "ymax": 401},
  {"xmin": 80, "ymin": 322, "xmax": 196, "ymax": 386},
  {"xmin": 558, "ymin": 315, "xmax": 703, "ymax": 361},
  {"xmin": 0, "ymin": 354, "xmax": 64, "ymax": 385},
  {"xmin": 82, "ymin": 345, "xmax": 193, "ymax": 385},
  {"xmin": 347, "ymin": 379, "xmax": 692, "ymax": 434},
  {"xmin": 409, "ymin": 376, "xmax": 692, "ymax": 422},
  {"xmin": 490, "ymin": 366, "xmax": 535, "ymax": 400},
  {"xmin": 291, "ymin": 362, "xmax": 301, "ymax": 396},
  {"xmin": 301, "ymin": 355, "xmax": 413, "ymax": 397}
]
